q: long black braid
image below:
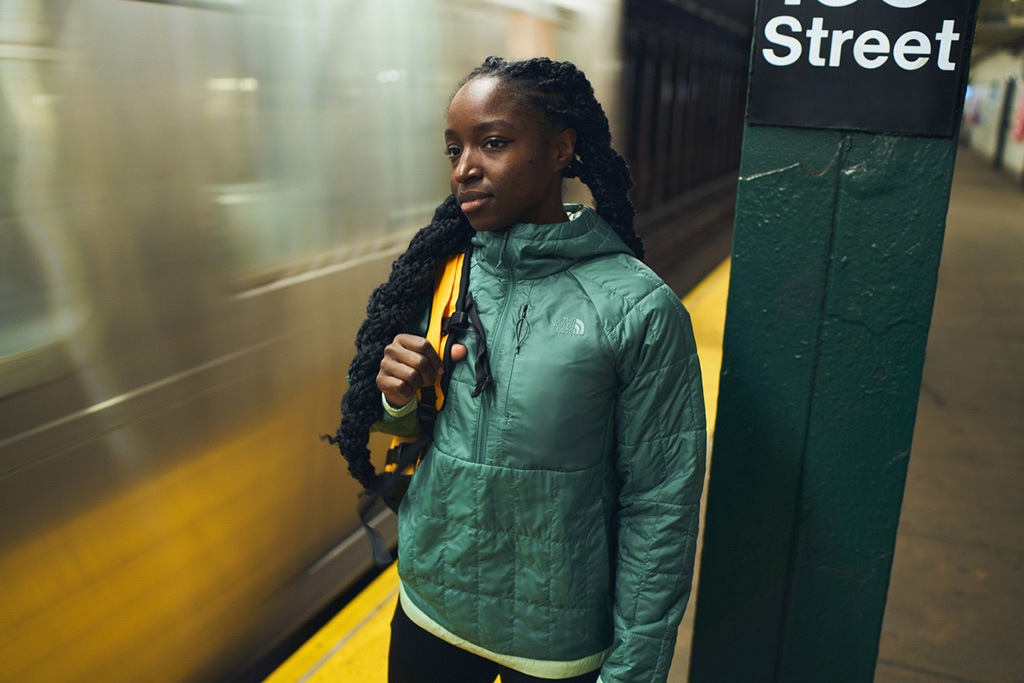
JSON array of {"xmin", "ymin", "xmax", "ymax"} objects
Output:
[{"xmin": 326, "ymin": 56, "xmax": 644, "ymax": 491}]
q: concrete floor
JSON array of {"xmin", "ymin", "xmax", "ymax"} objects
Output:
[
  {"xmin": 667, "ymin": 148, "xmax": 1024, "ymax": 682},
  {"xmin": 874, "ymin": 150, "xmax": 1024, "ymax": 683}
]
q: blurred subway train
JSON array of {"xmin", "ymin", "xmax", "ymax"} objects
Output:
[{"xmin": 0, "ymin": 0, "xmax": 747, "ymax": 680}]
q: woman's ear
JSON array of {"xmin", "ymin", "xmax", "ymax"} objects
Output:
[{"xmin": 552, "ymin": 128, "xmax": 577, "ymax": 172}]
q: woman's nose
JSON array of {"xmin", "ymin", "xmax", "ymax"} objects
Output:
[{"xmin": 452, "ymin": 150, "xmax": 481, "ymax": 183}]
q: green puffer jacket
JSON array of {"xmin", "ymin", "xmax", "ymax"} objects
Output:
[{"xmin": 381, "ymin": 205, "xmax": 706, "ymax": 683}]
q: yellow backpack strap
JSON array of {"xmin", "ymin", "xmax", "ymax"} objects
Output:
[
  {"xmin": 361, "ymin": 248, "xmax": 476, "ymax": 565},
  {"xmin": 386, "ymin": 251, "xmax": 466, "ymax": 458},
  {"xmin": 426, "ymin": 250, "xmax": 466, "ymax": 410}
]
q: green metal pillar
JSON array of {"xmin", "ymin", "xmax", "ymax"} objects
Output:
[{"xmin": 688, "ymin": 4, "xmax": 981, "ymax": 682}]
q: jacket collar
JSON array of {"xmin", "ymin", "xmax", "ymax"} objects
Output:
[{"xmin": 471, "ymin": 204, "xmax": 632, "ymax": 281}]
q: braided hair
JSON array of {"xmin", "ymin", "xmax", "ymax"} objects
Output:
[{"xmin": 326, "ymin": 56, "xmax": 644, "ymax": 490}]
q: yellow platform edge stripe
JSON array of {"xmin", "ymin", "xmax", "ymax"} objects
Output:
[
  {"xmin": 263, "ymin": 563, "xmax": 400, "ymax": 683},
  {"xmin": 686, "ymin": 258, "xmax": 729, "ymax": 435},
  {"xmin": 265, "ymin": 258, "xmax": 731, "ymax": 683}
]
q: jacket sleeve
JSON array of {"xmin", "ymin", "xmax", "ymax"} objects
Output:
[
  {"xmin": 369, "ymin": 396, "xmax": 421, "ymax": 437},
  {"xmin": 600, "ymin": 284, "xmax": 707, "ymax": 683}
]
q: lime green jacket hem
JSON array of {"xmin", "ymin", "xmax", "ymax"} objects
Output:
[{"xmin": 399, "ymin": 583, "xmax": 608, "ymax": 679}]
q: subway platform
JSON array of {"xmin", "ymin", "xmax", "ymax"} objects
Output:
[
  {"xmin": 265, "ymin": 148, "xmax": 1023, "ymax": 683},
  {"xmin": 871, "ymin": 149, "xmax": 1024, "ymax": 683}
]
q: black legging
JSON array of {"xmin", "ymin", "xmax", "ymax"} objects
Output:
[{"xmin": 388, "ymin": 600, "xmax": 601, "ymax": 683}]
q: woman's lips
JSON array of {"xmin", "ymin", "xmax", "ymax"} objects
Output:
[{"xmin": 459, "ymin": 195, "xmax": 491, "ymax": 213}]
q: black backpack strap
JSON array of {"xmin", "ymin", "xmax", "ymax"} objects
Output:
[
  {"xmin": 441, "ymin": 244, "xmax": 493, "ymax": 398},
  {"xmin": 463, "ymin": 292, "xmax": 493, "ymax": 397}
]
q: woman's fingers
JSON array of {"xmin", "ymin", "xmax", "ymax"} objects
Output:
[
  {"xmin": 377, "ymin": 334, "xmax": 443, "ymax": 407},
  {"xmin": 376, "ymin": 336, "xmax": 471, "ymax": 408}
]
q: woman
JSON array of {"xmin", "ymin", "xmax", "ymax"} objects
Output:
[{"xmin": 328, "ymin": 57, "xmax": 706, "ymax": 683}]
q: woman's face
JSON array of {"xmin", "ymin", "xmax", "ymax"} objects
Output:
[{"xmin": 445, "ymin": 76, "xmax": 575, "ymax": 232}]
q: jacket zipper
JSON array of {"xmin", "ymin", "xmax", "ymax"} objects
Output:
[{"xmin": 476, "ymin": 229, "xmax": 517, "ymax": 463}]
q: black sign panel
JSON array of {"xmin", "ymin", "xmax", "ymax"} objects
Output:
[{"xmin": 747, "ymin": 0, "xmax": 977, "ymax": 136}]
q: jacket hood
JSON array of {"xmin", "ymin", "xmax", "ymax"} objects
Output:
[{"xmin": 471, "ymin": 204, "xmax": 634, "ymax": 280}]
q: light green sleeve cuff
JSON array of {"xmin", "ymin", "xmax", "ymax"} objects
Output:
[
  {"xmin": 382, "ymin": 393, "xmax": 418, "ymax": 418},
  {"xmin": 370, "ymin": 394, "xmax": 421, "ymax": 437}
]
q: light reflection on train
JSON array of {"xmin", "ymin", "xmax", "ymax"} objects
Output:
[{"xmin": 0, "ymin": 1, "xmax": 623, "ymax": 680}]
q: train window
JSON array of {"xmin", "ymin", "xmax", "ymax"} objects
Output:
[
  {"xmin": 0, "ymin": 54, "xmax": 78, "ymax": 396},
  {"xmin": 208, "ymin": 1, "xmax": 456, "ymax": 288},
  {"xmin": 2, "ymin": 0, "xmax": 629, "ymax": 308},
  {"xmin": 0, "ymin": 227, "xmax": 54, "ymax": 355},
  {"xmin": 127, "ymin": 1, "xmax": 623, "ymax": 291},
  {"xmin": 0, "ymin": 227, "xmax": 75, "ymax": 397}
]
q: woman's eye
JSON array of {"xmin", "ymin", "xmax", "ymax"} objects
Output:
[
  {"xmin": 444, "ymin": 146, "xmax": 461, "ymax": 159},
  {"xmin": 483, "ymin": 139, "xmax": 508, "ymax": 150}
]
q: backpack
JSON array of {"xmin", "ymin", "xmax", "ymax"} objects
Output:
[{"xmin": 359, "ymin": 245, "xmax": 491, "ymax": 565}]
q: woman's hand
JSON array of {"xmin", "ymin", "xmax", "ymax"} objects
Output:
[{"xmin": 377, "ymin": 334, "xmax": 467, "ymax": 408}]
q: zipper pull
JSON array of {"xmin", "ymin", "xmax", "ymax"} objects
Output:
[{"xmin": 514, "ymin": 304, "xmax": 529, "ymax": 355}]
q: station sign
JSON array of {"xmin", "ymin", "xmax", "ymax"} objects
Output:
[{"xmin": 747, "ymin": 0, "xmax": 977, "ymax": 136}]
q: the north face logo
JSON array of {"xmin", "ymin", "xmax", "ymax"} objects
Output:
[{"xmin": 554, "ymin": 317, "xmax": 586, "ymax": 336}]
